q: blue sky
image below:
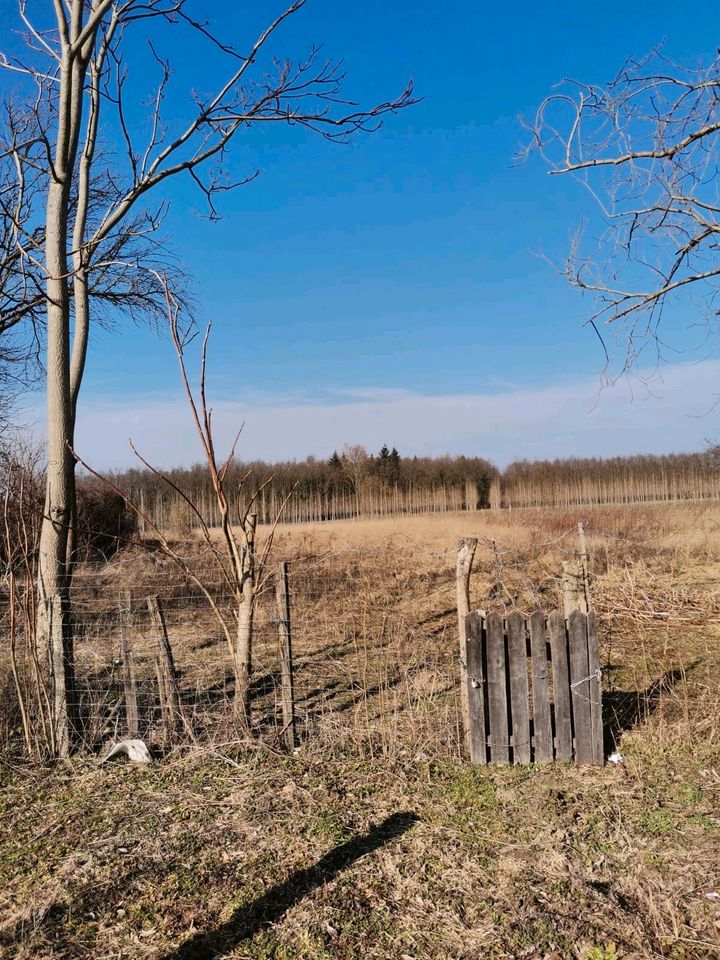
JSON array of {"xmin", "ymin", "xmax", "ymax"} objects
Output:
[{"xmin": 10, "ymin": 0, "xmax": 720, "ymax": 466}]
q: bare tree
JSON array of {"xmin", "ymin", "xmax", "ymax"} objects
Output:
[
  {"xmin": 0, "ymin": 0, "xmax": 414, "ymax": 755},
  {"xmin": 160, "ymin": 286, "xmax": 290, "ymax": 730},
  {"xmin": 75, "ymin": 282, "xmax": 295, "ymax": 731},
  {"xmin": 0, "ymin": 115, "xmax": 184, "ymax": 523},
  {"xmin": 526, "ymin": 48, "xmax": 720, "ymax": 381},
  {"xmin": 340, "ymin": 443, "xmax": 370, "ymax": 515},
  {"xmin": 0, "ymin": 146, "xmax": 44, "ymax": 431}
]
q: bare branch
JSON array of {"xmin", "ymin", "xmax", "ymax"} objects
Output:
[{"xmin": 527, "ymin": 48, "xmax": 720, "ymax": 377}]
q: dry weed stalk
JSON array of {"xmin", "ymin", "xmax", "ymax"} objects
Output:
[{"xmin": 0, "ymin": 448, "xmax": 53, "ymax": 758}]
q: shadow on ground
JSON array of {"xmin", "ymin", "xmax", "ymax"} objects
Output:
[
  {"xmin": 161, "ymin": 811, "xmax": 418, "ymax": 960},
  {"xmin": 603, "ymin": 667, "xmax": 686, "ymax": 752}
]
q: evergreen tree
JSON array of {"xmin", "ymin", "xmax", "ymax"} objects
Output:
[
  {"xmin": 388, "ymin": 447, "xmax": 401, "ymax": 485},
  {"xmin": 375, "ymin": 444, "xmax": 391, "ymax": 480},
  {"xmin": 328, "ymin": 450, "xmax": 342, "ymax": 470}
]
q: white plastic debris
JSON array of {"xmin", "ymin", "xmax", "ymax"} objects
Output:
[
  {"xmin": 706, "ymin": 891, "xmax": 720, "ymax": 902},
  {"xmin": 608, "ymin": 752, "xmax": 624, "ymax": 765},
  {"xmin": 100, "ymin": 739, "xmax": 153, "ymax": 765}
]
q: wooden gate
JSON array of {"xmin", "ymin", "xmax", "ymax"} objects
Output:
[{"xmin": 464, "ymin": 608, "xmax": 603, "ymax": 766}]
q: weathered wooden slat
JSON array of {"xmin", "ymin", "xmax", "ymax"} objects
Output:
[
  {"xmin": 507, "ymin": 611, "xmax": 530, "ymax": 764},
  {"xmin": 465, "ymin": 612, "xmax": 487, "ymax": 763},
  {"xmin": 587, "ymin": 610, "xmax": 604, "ymax": 766},
  {"xmin": 568, "ymin": 608, "xmax": 593, "ymax": 765},
  {"xmin": 549, "ymin": 610, "xmax": 572, "ymax": 762},
  {"xmin": 485, "ymin": 612, "xmax": 509, "ymax": 764},
  {"xmin": 529, "ymin": 609, "xmax": 553, "ymax": 762}
]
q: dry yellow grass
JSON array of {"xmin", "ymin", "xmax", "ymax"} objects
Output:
[
  {"xmin": 270, "ymin": 500, "xmax": 720, "ymax": 557},
  {"xmin": 51, "ymin": 500, "xmax": 720, "ymax": 757},
  {"xmin": 2, "ymin": 501, "xmax": 719, "ymax": 959}
]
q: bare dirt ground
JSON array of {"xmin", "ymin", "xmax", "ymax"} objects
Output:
[{"xmin": 1, "ymin": 504, "xmax": 719, "ymax": 959}]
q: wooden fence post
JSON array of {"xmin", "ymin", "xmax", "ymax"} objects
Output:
[
  {"xmin": 578, "ymin": 521, "xmax": 591, "ymax": 609},
  {"xmin": 275, "ymin": 561, "xmax": 296, "ymax": 750},
  {"xmin": 119, "ymin": 589, "xmax": 139, "ymax": 739},
  {"xmin": 563, "ymin": 522, "xmax": 591, "ymax": 618},
  {"xmin": 456, "ymin": 537, "xmax": 478, "ymax": 750},
  {"xmin": 147, "ymin": 595, "xmax": 182, "ymax": 741},
  {"xmin": 562, "ymin": 560, "xmax": 588, "ymax": 618}
]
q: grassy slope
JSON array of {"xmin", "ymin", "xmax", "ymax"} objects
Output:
[{"xmin": 1, "ymin": 738, "xmax": 718, "ymax": 960}]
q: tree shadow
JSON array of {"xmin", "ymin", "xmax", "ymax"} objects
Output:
[
  {"xmin": 295, "ymin": 677, "xmax": 345, "ymax": 707},
  {"xmin": 160, "ymin": 811, "xmax": 418, "ymax": 960},
  {"xmin": 417, "ymin": 607, "xmax": 455, "ymax": 626},
  {"xmin": 342, "ymin": 673, "xmax": 404, "ymax": 713},
  {"xmin": 603, "ymin": 666, "xmax": 687, "ymax": 753},
  {"xmin": 183, "ymin": 668, "xmax": 281, "ymax": 708},
  {"xmin": 304, "ymin": 672, "xmax": 405, "ymax": 718},
  {"xmin": 301, "ymin": 637, "xmax": 365, "ymax": 663}
]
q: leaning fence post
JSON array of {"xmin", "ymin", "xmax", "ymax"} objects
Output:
[
  {"xmin": 119, "ymin": 589, "xmax": 139, "ymax": 739},
  {"xmin": 456, "ymin": 537, "xmax": 478, "ymax": 749},
  {"xmin": 275, "ymin": 561, "xmax": 296, "ymax": 750},
  {"xmin": 147, "ymin": 595, "xmax": 182, "ymax": 741}
]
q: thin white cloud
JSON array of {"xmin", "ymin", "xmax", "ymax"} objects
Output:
[{"xmin": 23, "ymin": 360, "xmax": 720, "ymax": 470}]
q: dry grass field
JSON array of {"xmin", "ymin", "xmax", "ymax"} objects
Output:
[{"xmin": 1, "ymin": 503, "xmax": 719, "ymax": 959}]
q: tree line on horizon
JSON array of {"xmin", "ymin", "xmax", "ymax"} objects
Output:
[
  {"xmin": 114, "ymin": 444, "xmax": 496, "ymax": 529},
  {"xmin": 109, "ymin": 443, "xmax": 720, "ymax": 530}
]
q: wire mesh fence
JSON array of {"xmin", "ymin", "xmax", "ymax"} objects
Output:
[
  {"xmin": 2, "ymin": 539, "xmax": 467, "ymax": 759},
  {"xmin": 5, "ymin": 506, "xmax": 704, "ymax": 761}
]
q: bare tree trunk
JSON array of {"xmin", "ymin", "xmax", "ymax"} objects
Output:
[
  {"xmin": 234, "ymin": 513, "xmax": 257, "ymax": 729},
  {"xmin": 235, "ymin": 596, "xmax": 254, "ymax": 727},
  {"xmin": 38, "ymin": 175, "xmax": 78, "ymax": 757},
  {"xmin": 36, "ymin": 5, "xmax": 97, "ymax": 757}
]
